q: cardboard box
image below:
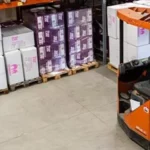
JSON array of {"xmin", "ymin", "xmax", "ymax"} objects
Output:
[
  {"xmin": 0, "ymin": 40, "xmax": 3, "ymax": 55},
  {"xmin": 107, "ymin": 3, "xmax": 135, "ymax": 39},
  {"xmin": 126, "ymin": 44, "xmax": 150, "ymax": 61},
  {"xmin": 20, "ymin": 47, "xmax": 39, "ymax": 81},
  {"xmin": 52, "ymin": 57, "xmax": 66, "ymax": 71},
  {"xmin": 109, "ymin": 37, "xmax": 119, "ymax": 68},
  {"xmin": 109, "ymin": 37, "xmax": 128, "ymax": 67},
  {"xmin": 2, "ymin": 25, "xmax": 35, "ymax": 52},
  {"xmin": 0, "ymin": 56, "xmax": 7, "ymax": 90},
  {"xmin": 68, "ymin": 25, "xmax": 81, "ymax": 41},
  {"xmin": 126, "ymin": 24, "xmax": 150, "ymax": 46},
  {"xmin": 5, "ymin": 50, "xmax": 24, "ymax": 85}
]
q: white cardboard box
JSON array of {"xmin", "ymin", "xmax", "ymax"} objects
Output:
[
  {"xmin": 107, "ymin": 3, "xmax": 135, "ymax": 39},
  {"xmin": 124, "ymin": 42, "xmax": 129, "ymax": 63},
  {"xmin": 20, "ymin": 47, "xmax": 39, "ymax": 81},
  {"xmin": 109, "ymin": 37, "xmax": 128, "ymax": 68},
  {"xmin": 126, "ymin": 44, "xmax": 150, "ymax": 61},
  {"xmin": 0, "ymin": 56, "xmax": 7, "ymax": 90},
  {"xmin": 5, "ymin": 50, "xmax": 24, "ymax": 85},
  {"xmin": 126, "ymin": 24, "xmax": 150, "ymax": 46},
  {"xmin": 0, "ymin": 40, "xmax": 3, "ymax": 55},
  {"xmin": 2, "ymin": 25, "xmax": 35, "ymax": 53},
  {"xmin": 109, "ymin": 37, "xmax": 119, "ymax": 68}
]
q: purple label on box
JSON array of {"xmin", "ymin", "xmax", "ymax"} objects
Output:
[
  {"xmin": 44, "ymin": 30, "xmax": 51, "ymax": 44},
  {"xmin": 87, "ymin": 36, "xmax": 93, "ymax": 49},
  {"xmin": 45, "ymin": 45, "xmax": 52, "ymax": 59},
  {"xmin": 81, "ymin": 37, "xmax": 88, "ymax": 51},
  {"xmin": 52, "ymin": 57, "xmax": 66, "ymax": 71},
  {"xmin": 37, "ymin": 16, "xmax": 44, "ymax": 30},
  {"xmin": 75, "ymin": 39, "xmax": 81, "ymax": 53},
  {"xmin": 51, "ymin": 28, "xmax": 65, "ymax": 43},
  {"xmin": 87, "ymin": 9, "xmax": 92, "ymax": 22},
  {"xmin": 51, "ymin": 43, "xmax": 66, "ymax": 58},
  {"xmin": 57, "ymin": 12, "xmax": 64, "ymax": 27},
  {"xmin": 68, "ymin": 11, "xmax": 75, "ymax": 26},
  {"xmin": 38, "ymin": 46, "xmax": 46, "ymax": 61},
  {"xmin": 46, "ymin": 59, "xmax": 53, "ymax": 73},
  {"xmin": 37, "ymin": 31, "xmax": 45, "ymax": 46},
  {"xmin": 68, "ymin": 26, "xmax": 80, "ymax": 41},
  {"xmin": 87, "ymin": 23, "xmax": 92, "ymax": 36},
  {"xmin": 69, "ymin": 41, "xmax": 76, "ymax": 54},
  {"xmin": 69, "ymin": 54, "xmax": 76, "ymax": 67}
]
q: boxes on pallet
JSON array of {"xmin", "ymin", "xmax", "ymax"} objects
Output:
[
  {"xmin": 5, "ymin": 50, "xmax": 24, "ymax": 85},
  {"xmin": 124, "ymin": 44, "xmax": 150, "ymax": 62},
  {"xmin": 23, "ymin": 9, "xmax": 67, "ymax": 75},
  {"xmin": 109, "ymin": 37, "xmax": 128, "ymax": 68},
  {"xmin": 2, "ymin": 25, "xmax": 35, "ymax": 52},
  {"xmin": 107, "ymin": 3, "xmax": 135, "ymax": 39},
  {"xmin": 20, "ymin": 47, "xmax": 39, "ymax": 81},
  {"xmin": 126, "ymin": 24, "xmax": 150, "ymax": 46},
  {"xmin": 0, "ymin": 56, "xmax": 7, "ymax": 90},
  {"xmin": 67, "ymin": 8, "xmax": 94, "ymax": 68}
]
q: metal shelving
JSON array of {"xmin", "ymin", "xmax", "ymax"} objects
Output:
[{"xmin": 0, "ymin": 0, "xmax": 59, "ymax": 10}]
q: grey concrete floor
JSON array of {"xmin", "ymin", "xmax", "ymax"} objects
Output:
[{"xmin": 0, "ymin": 66, "xmax": 143, "ymax": 150}]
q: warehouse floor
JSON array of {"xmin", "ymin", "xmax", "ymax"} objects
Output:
[{"xmin": 0, "ymin": 66, "xmax": 143, "ymax": 150}]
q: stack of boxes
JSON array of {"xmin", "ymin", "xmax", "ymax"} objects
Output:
[
  {"xmin": 0, "ymin": 25, "xmax": 7, "ymax": 90},
  {"xmin": 67, "ymin": 8, "xmax": 94, "ymax": 67},
  {"xmin": 107, "ymin": 3, "xmax": 150, "ymax": 68},
  {"xmin": 107, "ymin": 3, "xmax": 135, "ymax": 68},
  {"xmin": 24, "ymin": 10, "xmax": 67, "ymax": 75},
  {"xmin": 124, "ymin": 25, "xmax": 150, "ymax": 62},
  {"xmin": 2, "ymin": 25, "xmax": 39, "ymax": 86}
]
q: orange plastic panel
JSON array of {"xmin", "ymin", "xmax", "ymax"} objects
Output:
[
  {"xmin": 117, "ymin": 7, "xmax": 150, "ymax": 29},
  {"xmin": 0, "ymin": 0, "xmax": 59, "ymax": 10},
  {"xmin": 124, "ymin": 101, "xmax": 150, "ymax": 140}
]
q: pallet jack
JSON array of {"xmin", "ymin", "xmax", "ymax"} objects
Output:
[{"xmin": 117, "ymin": 7, "xmax": 150, "ymax": 150}]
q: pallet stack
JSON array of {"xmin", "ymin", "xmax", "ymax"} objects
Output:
[
  {"xmin": 0, "ymin": 25, "xmax": 8, "ymax": 93},
  {"xmin": 67, "ymin": 8, "xmax": 94, "ymax": 68},
  {"xmin": 2, "ymin": 25, "xmax": 40, "ymax": 91},
  {"xmin": 23, "ymin": 8, "xmax": 71, "ymax": 82},
  {"xmin": 107, "ymin": 2, "xmax": 150, "ymax": 72}
]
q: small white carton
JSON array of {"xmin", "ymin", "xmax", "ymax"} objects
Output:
[
  {"xmin": 127, "ymin": 44, "xmax": 150, "ymax": 61},
  {"xmin": 2, "ymin": 25, "xmax": 35, "ymax": 53},
  {"xmin": 126, "ymin": 24, "xmax": 150, "ymax": 46},
  {"xmin": 0, "ymin": 40, "xmax": 3, "ymax": 55},
  {"xmin": 0, "ymin": 56, "xmax": 7, "ymax": 90},
  {"xmin": 109, "ymin": 37, "xmax": 128, "ymax": 68},
  {"xmin": 5, "ymin": 50, "xmax": 24, "ymax": 85},
  {"xmin": 20, "ymin": 47, "xmax": 39, "ymax": 81},
  {"xmin": 109, "ymin": 37, "xmax": 119, "ymax": 68}
]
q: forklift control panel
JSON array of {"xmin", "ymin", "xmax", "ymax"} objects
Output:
[{"xmin": 120, "ymin": 57, "xmax": 150, "ymax": 75}]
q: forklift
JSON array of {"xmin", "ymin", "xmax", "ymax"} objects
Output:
[{"xmin": 118, "ymin": 7, "xmax": 150, "ymax": 150}]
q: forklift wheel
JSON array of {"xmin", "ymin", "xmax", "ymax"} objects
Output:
[{"xmin": 119, "ymin": 64, "xmax": 125, "ymax": 75}]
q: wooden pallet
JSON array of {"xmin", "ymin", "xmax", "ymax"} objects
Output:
[
  {"xmin": 0, "ymin": 88, "xmax": 9, "ymax": 95},
  {"xmin": 41, "ymin": 68, "xmax": 72, "ymax": 83},
  {"xmin": 9, "ymin": 82, "xmax": 25, "ymax": 91},
  {"xmin": 107, "ymin": 63, "xmax": 118, "ymax": 74},
  {"xmin": 72, "ymin": 61, "xmax": 100, "ymax": 75},
  {"xmin": 25, "ymin": 77, "xmax": 42, "ymax": 86}
]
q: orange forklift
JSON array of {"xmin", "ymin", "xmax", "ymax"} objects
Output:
[{"xmin": 117, "ymin": 7, "xmax": 150, "ymax": 150}]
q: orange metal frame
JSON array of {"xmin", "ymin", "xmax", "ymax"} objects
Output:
[
  {"xmin": 0, "ymin": 0, "xmax": 59, "ymax": 10},
  {"xmin": 117, "ymin": 7, "xmax": 150, "ymax": 30}
]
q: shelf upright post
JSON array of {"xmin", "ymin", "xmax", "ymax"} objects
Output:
[
  {"xmin": 102, "ymin": 0, "xmax": 107, "ymax": 64},
  {"xmin": 119, "ymin": 20, "xmax": 124, "ymax": 64}
]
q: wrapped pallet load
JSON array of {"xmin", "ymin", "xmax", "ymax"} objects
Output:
[{"xmin": 23, "ymin": 8, "xmax": 67, "ymax": 75}]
